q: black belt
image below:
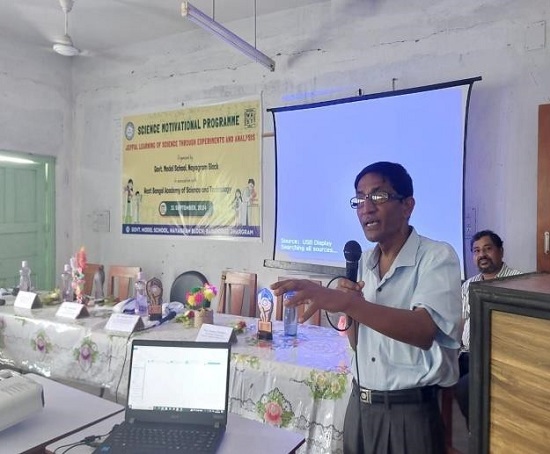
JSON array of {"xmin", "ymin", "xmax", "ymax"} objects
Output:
[{"xmin": 353, "ymin": 380, "xmax": 438, "ymax": 405}]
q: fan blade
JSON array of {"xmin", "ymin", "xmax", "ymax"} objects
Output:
[{"xmin": 0, "ymin": 2, "xmax": 59, "ymax": 46}]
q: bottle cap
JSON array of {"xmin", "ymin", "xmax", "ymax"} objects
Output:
[
  {"xmin": 283, "ymin": 290, "xmax": 296, "ymax": 301},
  {"xmin": 137, "ymin": 271, "xmax": 144, "ymax": 280},
  {"xmin": 22, "ymin": 260, "xmax": 28, "ymax": 268}
]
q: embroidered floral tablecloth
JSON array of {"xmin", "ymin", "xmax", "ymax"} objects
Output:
[{"xmin": 0, "ymin": 305, "xmax": 352, "ymax": 453}]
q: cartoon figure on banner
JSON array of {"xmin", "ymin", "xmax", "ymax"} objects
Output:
[
  {"xmin": 232, "ymin": 189, "xmax": 246, "ymax": 226},
  {"xmin": 242, "ymin": 178, "xmax": 258, "ymax": 226},
  {"xmin": 133, "ymin": 190, "xmax": 142, "ymax": 224},
  {"xmin": 123, "ymin": 178, "xmax": 134, "ymax": 223}
]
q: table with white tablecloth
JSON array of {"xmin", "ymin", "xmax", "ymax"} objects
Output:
[{"xmin": 0, "ymin": 304, "xmax": 352, "ymax": 453}]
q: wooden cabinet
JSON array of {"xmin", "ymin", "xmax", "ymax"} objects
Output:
[
  {"xmin": 470, "ymin": 273, "xmax": 550, "ymax": 454},
  {"xmin": 537, "ymin": 104, "xmax": 550, "ymax": 272}
]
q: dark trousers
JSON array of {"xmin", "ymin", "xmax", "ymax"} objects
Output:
[
  {"xmin": 455, "ymin": 352, "xmax": 469, "ymax": 428},
  {"xmin": 343, "ymin": 383, "xmax": 446, "ymax": 454}
]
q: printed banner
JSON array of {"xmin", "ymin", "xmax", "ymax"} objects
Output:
[{"xmin": 121, "ymin": 100, "xmax": 261, "ymax": 238}]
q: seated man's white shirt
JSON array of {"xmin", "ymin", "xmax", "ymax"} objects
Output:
[{"xmin": 353, "ymin": 228, "xmax": 462, "ymax": 391}]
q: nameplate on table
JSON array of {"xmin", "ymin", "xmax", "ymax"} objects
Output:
[
  {"xmin": 14, "ymin": 291, "xmax": 41, "ymax": 309},
  {"xmin": 196, "ymin": 324, "xmax": 237, "ymax": 343},
  {"xmin": 104, "ymin": 313, "xmax": 144, "ymax": 333},
  {"xmin": 13, "ymin": 307, "xmax": 34, "ymax": 318},
  {"xmin": 56, "ymin": 302, "xmax": 89, "ymax": 319}
]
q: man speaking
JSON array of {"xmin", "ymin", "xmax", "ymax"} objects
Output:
[{"xmin": 272, "ymin": 161, "xmax": 461, "ymax": 454}]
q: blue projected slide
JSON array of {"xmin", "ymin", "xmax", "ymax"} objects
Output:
[{"xmin": 270, "ymin": 80, "xmax": 477, "ymax": 271}]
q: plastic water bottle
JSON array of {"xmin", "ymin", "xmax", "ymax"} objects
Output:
[
  {"xmin": 134, "ymin": 272, "xmax": 148, "ymax": 316},
  {"xmin": 283, "ymin": 291, "xmax": 298, "ymax": 336},
  {"xmin": 61, "ymin": 264, "xmax": 73, "ymax": 301},
  {"xmin": 19, "ymin": 261, "xmax": 32, "ymax": 292}
]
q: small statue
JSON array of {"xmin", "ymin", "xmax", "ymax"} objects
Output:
[{"xmin": 93, "ymin": 265, "xmax": 105, "ymax": 300}]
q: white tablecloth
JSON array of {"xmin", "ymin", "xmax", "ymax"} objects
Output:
[{"xmin": 0, "ymin": 304, "xmax": 353, "ymax": 453}]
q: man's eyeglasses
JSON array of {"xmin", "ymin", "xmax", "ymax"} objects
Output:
[{"xmin": 350, "ymin": 191, "xmax": 405, "ymax": 209}]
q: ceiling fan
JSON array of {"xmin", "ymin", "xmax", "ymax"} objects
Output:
[{"xmin": 53, "ymin": 0, "xmax": 80, "ymax": 57}]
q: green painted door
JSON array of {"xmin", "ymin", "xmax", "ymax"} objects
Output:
[{"xmin": 0, "ymin": 152, "xmax": 55, "ymax": 290}]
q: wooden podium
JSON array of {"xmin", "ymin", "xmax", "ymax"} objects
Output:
[{"xmin": 470, "ymin": 272, "xmax": 550, "ymax": 454}]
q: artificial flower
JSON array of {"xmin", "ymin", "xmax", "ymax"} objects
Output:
[
  {"xmin": 186, "ymin": 284, "xmax": 218, "ymax": 310},
  {"xmin": 233, "ymin": 320, "xmax": 247, "ymax": 334},
  {"xmin": 175, "ymin": 310, "xmax": 195, "ymax": 324},
  {"xmin": 71, "ymin": 246, "xmax": 87, "ymax": 304},
  {"xmin": 76, "ymin": 247, "xmax": 87, "ymax": 273}
]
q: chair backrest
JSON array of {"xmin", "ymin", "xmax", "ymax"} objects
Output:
[
  {"xmin": 107, "ymin": 265, "xmax": 141, "ymax": 301},
  {"xmin": 275, "ymin": 277, "xmax": 322, "ymax": 326},
  {"xmin": 169, "ymin": 270, "xmax": 208, "ymax": 303},
  {"xmin": 83, "ymin": 263, "xmax": 103, "ymax": 297},
  {"xmin": 217, "ymin": 270, "xmax": 257, "ymax": 317}
]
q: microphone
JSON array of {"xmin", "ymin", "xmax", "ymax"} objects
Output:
[
  {"xmin": 343, "ymin": 240, "xmax": 362, "ymax": 282},
  {"xmin": 158, "ymin": 310, "xmax": 177, "ymax": 325},
  {"xmin": 326, "ymin": 240, "xmax": 362, "ymax": 333},
  {"xmin": 339, "ymin": 240, "xmax": 363, "ymax": 333}
]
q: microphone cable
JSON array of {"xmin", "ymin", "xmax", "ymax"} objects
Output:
[
  {"xmin": 353, "ymin": 320, "xmax": 364, "ymax": 451},
  {"xmin": 324, "ymin": 275, "xmax": 353, "ymax": 332},
  {"xmin": 114, "ymin": 332, "xmax": 132, "ymax": 404},
  {"xmin": 113, "ymin": 311, "xmax": 177, "ymax": 402},
  {"xmin": 322, "ymin": 278, "xmax": 364, "ymax": 447}
]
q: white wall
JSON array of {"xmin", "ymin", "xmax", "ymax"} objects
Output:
[
  {"xmin": 0, "ymin": 40, "xmax": 75, "ymax": 279},
  {"xmin": 64, "ymin": 0, "xmax": 549, "ymax": 298}
]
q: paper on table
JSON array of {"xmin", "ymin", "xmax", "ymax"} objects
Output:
[
  {"xmin": 104, "ymin": 313, "xmax": 144, "ymax": 333},
  {"xmin": 195, "ymin": 324, "xmax": 236, "ymax": 343},
  {"xmin": 56, "ymin": 302, "xmax": 89, "ymax": 319},
  {"xmin": 14, "ymin": 291, "xmax": 40, "ymax": 309}
]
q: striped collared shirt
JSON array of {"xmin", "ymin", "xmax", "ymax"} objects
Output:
[{"xmin": 461, "ymin": 263, "xmax": 523, "ymax": 350}]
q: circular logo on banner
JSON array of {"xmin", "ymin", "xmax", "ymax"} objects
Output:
[
  {"xmin": 159, "ymin": 202, "xmax": 167, "ymax": 216},
  {"xmin": 124, "ymin": 122, "xmax": 135, "ymax": 141}
]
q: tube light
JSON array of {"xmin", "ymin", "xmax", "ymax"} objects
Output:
[
  {"xmin": 181, "ymin": 2, "xmax": 275, "ymax": 72},
  {"xmin": 0, "ymin": 155, "xmax": 36, "ymax": 164}
]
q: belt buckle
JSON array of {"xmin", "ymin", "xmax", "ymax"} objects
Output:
[{"xmin": 360, "ymin": 388, "xmax": 372, "ymax": 404}]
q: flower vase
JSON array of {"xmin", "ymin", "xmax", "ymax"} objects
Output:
[{"xmin": 194, "ymin": 309, "xmax": 214, "ymax": 328}]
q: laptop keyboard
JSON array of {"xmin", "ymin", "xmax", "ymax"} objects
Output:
[{"xmin": 106, "ymin": 424, "xmax": 221, "ymax": 453}]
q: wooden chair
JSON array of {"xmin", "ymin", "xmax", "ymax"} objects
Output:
[
  {"xmin": 216, "ymin": 270, "xmax": 257, "ymax": 317},
  {"xmin": 275, "ymin": 277, "xmax": 322, "ymax": 326},
  {"xmin": 83, "ymin": 263, "xmax": 103, "ymax": 297},
  {"xmin": 107, "ymin": 265, "xmax": 141, "ymax": 301}
]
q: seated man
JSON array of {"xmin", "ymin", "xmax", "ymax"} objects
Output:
[{"xmin": 457, "ymin": 229, "xmax": 523, "ymax": 427}]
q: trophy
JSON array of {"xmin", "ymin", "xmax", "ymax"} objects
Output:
[
  {"xmin": 257, "ymin": 288, "xmax": 274, "ymax": 340},
  {"xmin": 146, "ymin": 277, "xmax": 163, "ymax": 321}
]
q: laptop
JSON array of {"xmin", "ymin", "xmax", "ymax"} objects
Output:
[{"xmin": 93, "ymin": 339, "xmax": 231, "ymax": 454}]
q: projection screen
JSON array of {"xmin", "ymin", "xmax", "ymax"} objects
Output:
[{"xmin": 269, "ymin": 78, "xmax": 480, "ymax": 276}]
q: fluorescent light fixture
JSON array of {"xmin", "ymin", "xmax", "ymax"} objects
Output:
[
  {"xmin": 181, "ymin": 2, "xmax": 275, "ymax": 71},
  {"xmin": 0, "ymin": 155, "xmax": 36, "ymax": 164}
]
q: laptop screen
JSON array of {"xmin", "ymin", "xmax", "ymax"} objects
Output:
[{"xmin": 126, "ymin": 340, "xmax": 230, "ymax": 425}]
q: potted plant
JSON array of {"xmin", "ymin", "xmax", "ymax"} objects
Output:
[{"xmin": 186, "ymin": 283, "xmax": 217, "ymax": 328}]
